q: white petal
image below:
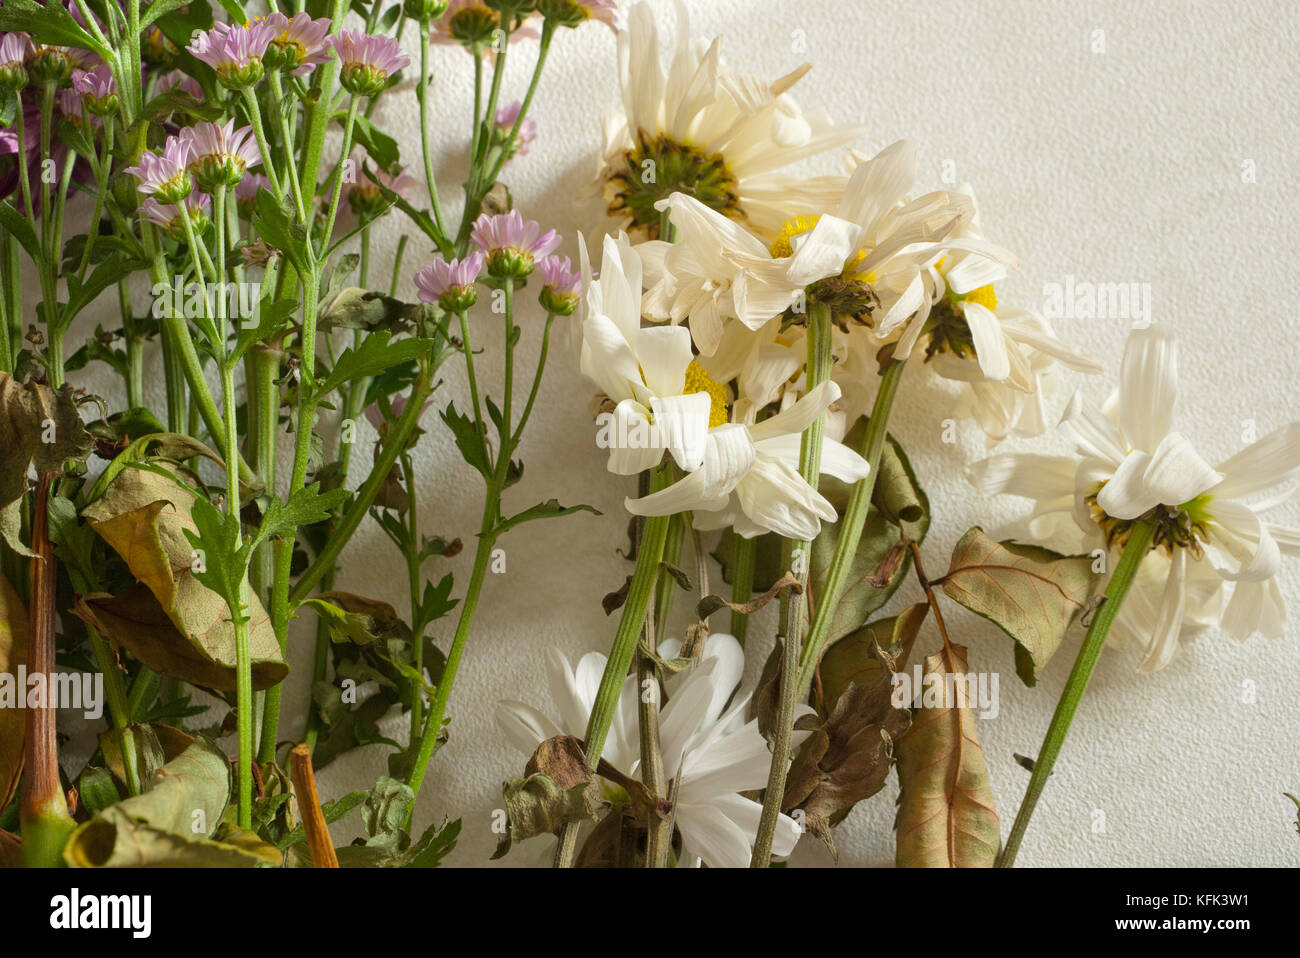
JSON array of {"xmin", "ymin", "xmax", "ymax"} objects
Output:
[
  {"xmin": 634, "ymin": 324, "xmax": 694, "ymax": 396},
  {"xmin": 648, "ymin": 392, "xmax": 712, "ymax": 473},
  {"xmin": 1096, "ymin": 451, "xmax": 1161, "ymax": 520},
  {"xmin": 748, "ymin": 380, "xmax": 841, "ymax": 442},
  {"xmin": 962, "ymin": 302, "xmax": 1011, "ymax": 382},
  {"xmin": 965, "ymin": 453, "xmax": 1078, "ymax": 502},
  {"xmin": 1137, "ymin": 547, "xmax": 1185, "ymax": 673},
  {"xmin": 1212, "ymin": 422, "xmax": 1300, "ymax": 499},
  {"xmin": 1221, "ymin": 578, "xmax": 1286, "ymax": 640},
  {"xmin": 494, "ymin": 701, "xmax": 561, "ymax": 755},
  {"xmin": 1205, "ymin": 500, "xmax": 1282, "ymax": 582},
  {"xmin": 1118, "ymin": 323, "xmax": 1178, "ymax": 451},
  {"xmin": 1141, "ymin": 431, "xmax": 1223, "ymax": 508}
]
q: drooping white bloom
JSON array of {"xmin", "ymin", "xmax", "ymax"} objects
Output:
[
  {"xmin": 575, "ymin": 232, "xmax": 715, "ymax": 476},
  {"xmin": 495, "ymin": 633, "xmax": 806, "ymax": 868},
  {"xmin": 968, "ymin": 324, "xmax": 1300, "ymax": 671},
  {"xmin": 626, "ymin": 380, "xmax": 871, "ymax": 540},
  {"xmin": 901, "ymin": 185, "xmax": 1101, "ymax": 441},
  {"xmin": 599, "ymin": 0, "xmax": 865, "ymax": 243}
]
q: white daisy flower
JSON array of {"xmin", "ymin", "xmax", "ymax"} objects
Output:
[
  {"xmin": 625, "ymin": 379, "xmax": 871, "ymax": 540},
  {"xmin": 495, "ymin": 633, "xmax": 806, "ymax": 868},
  {"xmin": 967, "ymin": 323, "xmax": 1300, "ymax": 671},
  {"xmin": 599, "ymin": 0, "xmax": 865, "ymax": 242},
  {"xmin": 576, "ymin": 232, "xmax": 718, "ymax": 475}
]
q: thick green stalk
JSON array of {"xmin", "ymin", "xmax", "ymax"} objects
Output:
[
  {"xmin": 751, "ymin": 301, "xmax": 833, "ymax": 868},
  {"xmin": 554, "ymin": 464, "xmax": 675, "ymax": 868},
  {"xmin": 996, "ymin": 520, "xmax": 1155, "ymax": 867},
  {"xmin": 796, "ymin": 357, "xmax": 906, "ymax": 693}
]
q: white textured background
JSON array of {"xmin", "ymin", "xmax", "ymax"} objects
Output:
[{"xmin": 66, "ymin": 0, "xmax": 1300, "ymax": 866}]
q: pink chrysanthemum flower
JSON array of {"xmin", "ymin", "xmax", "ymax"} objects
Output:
[
  {"xmin": 329, "ymin": 30, "xmax": 409, "ymax": 97},
  {"xmin": 234, "ymin": 172, "xmax": 271, "ymax": 216},
  {"xmin": 0, "ymin": 32, "xmax": 32, "ymax": 91},
  {"xmin": 189, "ymin": 21, "xmax": 274, "ymax": 88},
  {"xmin": 155, "ymin": 69, "xmax": 204, "ymax": 100},
  {"xmin": 124, "ymin": 136, "xmax": 194, "ymax": 204},
  {"xmin": 261, "ymin": 12, "xmax": 334, "ymax": 75},
  {"xmin": 433, "ymin": 0, "xmax": 539, "ymax": 47},
  {"xmin": 471, "ymin": 210, "xmax": 560, "ymax": 278},
  {"xmin": 495, "ymin": 101, "xmax": 538, "ymax": 157},
  {"xmin": 538, "ymin": 0, "xmax": 620, "ymax": 31},
  {"xmin": 72, "ymin": 63, "xmax": 117, "ymax": 115},
  {"xmin": 57, "ymin": 87, "xmax": 84, "ymax": 123},
  {"xmin": 179, "ymin": 119, "xmax": 262, "ymax": 190},
  {"xmin": 415, "ymin": 251, "xmax": 485, "ymax": 312},
  {"xmin": 348, "ymin": 159, "xmax": 420, "ymax": 216},
  {"xmin": 139, "ymin": 190, "xmax": 211, "ymax": 239},
  {"xmin": 537, "ymin": 255, "xmax": 581, "ymax": 315}
]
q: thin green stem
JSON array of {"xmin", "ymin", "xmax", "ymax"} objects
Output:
[
  {"xmin": 729, "ymin": 535, "xmax": 756, "ymax": 643},
  {"xmin": 554, "ymin": 464, "xmax": 675, "ymax": 868},
  {"xmin": 796, "ymin": 357, "xmax": 906, "ymax": 694},
  {"xmin": 996, "ymin": 520, "xmax": 1155, "ymax": 867},
  {"xmin": 751, "ymin": 300, "xmax": 833, "ymax": 868}
]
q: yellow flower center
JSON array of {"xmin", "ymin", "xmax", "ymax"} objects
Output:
[
  {"xmin": 936, "ymin": 256, "xmax": 998, "ymax": 311},
  {"xmin": 769, "ymin": 214, "xmax": 821, "ymax": 258},
  {"xmin": 684, "ymin": 361, "xmax": 730, "ymax": 428}
]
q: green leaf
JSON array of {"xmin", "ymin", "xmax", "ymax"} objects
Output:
[
  {"xmin": 252, "ymin": 188, "xmax": 310, "ymax": 275},
  {"xmin": 0, "ymin": 199, "xmax": 40, "ymax": 263},
  {"xmin": 64, "ymin": 254, "xmax": 140, "ymax": 330},
  {"xmin": 141, "ymin": 0, "xmax": 196, "ymax": 28},
  {"xmin": 494, "ymin": 499, "xmax": 601, "ymax": 537},
  {"xmin": 351, "ymin": 115, "xmax": 401, "ymax": 171},
  {"xmin": 818, "ymin": 602, "xmax": 928, "ymax": 716},
  {"xmin": 0, "ymin": 0, "xmax": 111, "ymax": 58},
  {"xmin": 276, "ymin": 790, "xmax": 368, "ymax": 851},
  {"xmin": 401, "ymin": 818, "xmax": 460, "ymax": 867},
  {"xmin": 938, "ymin": 527, "xmax": 1096, "ymax": 686},
  {"xmin": 441, "ymin": 401, "xmax": 491, "ymax": 478},
  {"xmin": 894, "ymin": 644, "xmax": 1000, "ymax": 868},
  {"xmin": 83, "ymin": 431, "xmax": 227, "ymax": 505},
  {"xmin": 316, "ymin": 333, "xmax": 433, "ymax": 399},
  {"xmin": 249, "ymin": 482, "xmax": 349, "ymax": 555},
  {"xmin": 302, "ymin": 591, "xmax": 411, "ymax": 646}
]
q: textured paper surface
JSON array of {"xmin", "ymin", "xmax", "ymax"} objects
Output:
[{"xmin": 61, "ymin": 0, "xmax": 1300, "ymax": 866}]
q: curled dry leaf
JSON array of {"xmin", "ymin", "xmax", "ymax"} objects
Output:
[
  {"xmin": 0, "ymin": 371, "xmax": 93, "ymax": 555},
  {"xmin": 73, "ymin": 466, "xmax": 286, "ymax": 692},
  {"xmin": 783, "ymin": 673, "xmax": 912, "ymax": 860},
  {"xmin": 0, "ymin": 570, "xmax": 28, "ymax": 811},
  {"xmin": 938, "ymin": 527, "xmax": 1096, "ymax": 686},
  {"xmin": 64, "ymin": 740, "xmax": 278, "ymax": 868},
  {"xmin": 894, "ymin": 644, "xmax": 1000, "ymax": 868},
  {"xmin": 492, "ymin": 735, "xmax": 598, "ymax": 860}
]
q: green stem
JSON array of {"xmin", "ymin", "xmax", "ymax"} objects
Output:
[
  {"xmin": 796, "ymin": 357, "xmax": 907, "ymax": 693},
  {"xmin": 996, "ymin": 520, "xmax": 1155, "ymax": 867},
  {"xmin": 729, "ymin": 535, "xmax": 756, "ymax": 643},
  {"xmin": 751, "ymin": 300, "xmax": 833, "ymax": 868},
  {"xmin": 416, "ymin": 18, "xmax": 449, "ymax": 246},
  {"xmin": 554, "ymin": 464, "xmax": 675, "ymax": 868},
  {"xmin": 404, "ymin": 515, "xmax": 497, "ymax": 805},
  {"xmin": 88, "ymin": 627, "xmax": 142, "ymax": 796}
]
